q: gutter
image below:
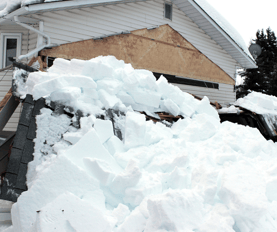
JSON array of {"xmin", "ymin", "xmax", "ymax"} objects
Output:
[{"xmin": 14, "ymin": 16, "xmax": 51, "ymax": 62}]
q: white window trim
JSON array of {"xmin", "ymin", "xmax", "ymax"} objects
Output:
[{"xmin": 0, "ymin": 33, "xmax": 22, "ymax": 69}]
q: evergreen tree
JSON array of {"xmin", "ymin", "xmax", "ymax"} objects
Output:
[{"xmin": 236, "ymin": 28, "xmax": 277, "ymax": 98}]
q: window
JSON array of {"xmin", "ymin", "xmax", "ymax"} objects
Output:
[
  {"xmin": 164, "ymin": 3, "xmax": 172, "ymax": 20},
  {"xmin": 153, "ymin": 72, "xmax": 219, "ymax": 89},
  {"xmin": 0, "ymin": 33, "xmax": 22, "ymax": 68}
]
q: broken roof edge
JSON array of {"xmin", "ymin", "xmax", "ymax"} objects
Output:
[{"xmin": 189, "ymin": 0, "xmax": 257, "ymax": 69}]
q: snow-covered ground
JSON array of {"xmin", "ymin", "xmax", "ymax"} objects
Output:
[{"xmin": 3, "ymin": 56, "xmax": 277, "ymax": 232}]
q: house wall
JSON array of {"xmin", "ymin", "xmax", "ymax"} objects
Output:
[
  {"xmin": 173, "ymin": 82, "xmax": 235, "ymax": 105},
  {"xmin": 0, "ymin": 25, "xmax": 38, "ymax": 131},
  {"xmin": 28, "ymin": 0, "xmax": 238, "ymax": 97}
]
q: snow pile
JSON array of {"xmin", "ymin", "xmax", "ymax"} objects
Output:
[
  {"xmin": 19, "ymin": 56, "xmax": 208, "ymax": 120},
  {"xmin": 6, "ymin": 56, "xmax": 277, "ymax": 232}
]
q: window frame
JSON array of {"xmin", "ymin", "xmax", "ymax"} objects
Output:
[
  {"xmin": 0, "ymin": 33, "xmax": 22, "ymax": 69},
  {"xmin": 164, "ymin": 2, "xmax": 173, "ymax": 21}
]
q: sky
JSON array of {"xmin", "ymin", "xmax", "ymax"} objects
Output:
[{"xmin": 206, "ymin": 0, "xmax": 277, "ymax": 47}]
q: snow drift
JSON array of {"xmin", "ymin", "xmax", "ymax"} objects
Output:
[{"xmin": 5, "ymin": 56, "xmax": 277, "ymax": 232}]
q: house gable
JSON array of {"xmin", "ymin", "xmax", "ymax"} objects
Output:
[{"xmin": 40, "ymin": 24, "xmax": 235, "ymax": 85}]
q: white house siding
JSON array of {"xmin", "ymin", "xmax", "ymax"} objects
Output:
[
  {"xmin": 0, "ymin": 25, "xmax": 38, "ymax": 131},
  {"xmin": 172, "ymin": 82, "xmax": 235, "ymax": 106}
]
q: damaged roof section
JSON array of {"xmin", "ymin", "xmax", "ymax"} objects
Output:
[{"xmin": 0, "ymin": 95, "xmax": 44, "ymax": 202}]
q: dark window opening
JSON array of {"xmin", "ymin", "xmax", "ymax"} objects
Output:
[
  {"xmin": 47, "ymin": 57, "xmax": 56, "ymax": 68},
  {"xmin": 164, "ymin": 3, "xmax": 172, "ymax": 20},
  {"xmin": 153, "ymin": 72, "xmax": 219, "ymax": 89},
  {"xmin": 6, "ymin": 39, "xmax": 17, "ymax": 67}
]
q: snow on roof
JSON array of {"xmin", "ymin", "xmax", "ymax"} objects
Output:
[{"xmin": 193, "ymin": 0, "xmax": 252, "ymax": 58}]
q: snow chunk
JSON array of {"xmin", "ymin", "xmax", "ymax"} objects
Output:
[
  {"xmin": 110, "ymin": 160, "xmax": 142, "ymax": 195},
  {"xmin": 94, "ymin": 119, "xmax": 114, "ymax": 144},
  {"xmin": 128, "ymin": 88, "xmax": 161, "ymax": 108},
  {"xmin": 50, "ymin": 86, "xmax": 82, "ymax": 103},
  {"xmin": 196, "ymin": 96, "xmax": 220, "ymax": 121},
  {"xmin": 83, "ymin": 158, "xmax": 115, "ymax": 186},
  {"xmin": 104, "ymin": 135, "xmax": 125, "ymax": 156},
  {"xmin": 31, "ymin": 192, "xmax": 111, "ymax": 232},
  {"xmin": 12, "ymin": 155, "xmax": 105, "ymax": 232},
  {"xmin": 30, "ymin": 74, "xmax": 97, "ymax": 100},
  {"xmin": 63, "ymin": 115, "xmax": 95, "ymax": 145},
  {"xmin": 163, "ymin": 98, "xmax": 180, "ymax": 116},
  {"xmin": 98, "ymin": 89, "xmax": 121, "ymax": 109},
  {"xmin": 65, "ymin": 128, "xmax": 122, "ymax": 174},
  {"xmin": 124, "ymin": 112, "xmax": 146, "ymax": 149},
  {"xmin": 47, "ymin": 58, "xmax": 71, "ymax": 75}
]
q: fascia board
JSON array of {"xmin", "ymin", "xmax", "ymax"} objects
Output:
[
  {"xmin": 188, "ymin": 0, "xmax": 257, "ymax": 69},
  {"xmin": 26, "ymin": 0, "xmax": 135, "ymax": 13}
]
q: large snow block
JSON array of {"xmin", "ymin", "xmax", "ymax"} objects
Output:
[
  {"xmin": 128, "ymin": 88, "xmax": 161, "ymax": 108},
  {"xmin": 97, "ymin": 79, "xmax": 123, "ymax": 95},
  {"xmin": 83, "ymin": 158, "xmax": 116, "ymax": 186},
  {"xmin": 48, "ymin": 58, "xmax": 71, "ymax": 74},
  {"xmin": 11, "ymin": 155, "xmax": 105, "ymax": 232},
  {"xmin": 81, "ymin": 59, "xmax": 114, "ymax": 80},
  {"xmin": 50, "ymin": 87, "xmax": 82, "ymax": 103},
  {"xmin": 94, "ymin": 119, "xmax": 114, "ymax": 144},
  {"xmin": 31, "ymin": 192, "xmax": 111, "ymax": 232},
  {"xmin": 163, "ymin": 99, "xmax": 180, "ymax": 116},
  {"xmin": 196, "ymin": 96, "xmax": 220, "ymax": 121},
  {"xmin": 156, "ymin": 75, "xmax": 171, "ymax": 97},
  {"xmin": 124, "ymin": 112, "xmax": 146, "ymax": 149},
  {"xmin": 98, "ymin": 89, "xmax": 121, "ymax": 109},
  {"xmin": 105, "ymin": 136, "xmax": 125, "ymax": 156},
  {"xmin": 116, "ymin": 91, "xmax": 135, "ymax": 106},
  {"xmin": 65, "ymin": 128, "xmax": 122, "ymax": 173},
  {"xmin": 31, "ymin": 75, "xmax": 97, "ymax": 100}
]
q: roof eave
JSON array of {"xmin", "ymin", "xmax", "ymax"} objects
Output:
[
  {"xmin": 0, "ymin": 7, "xmax": 29, "ymax": 25},
  {"xmin": 184, "ymin": 0, "xmax": 257, "ymax": 69},
  {"xmin": 24, "ymin": 0, "xmax": 146, "ymax": 14}
]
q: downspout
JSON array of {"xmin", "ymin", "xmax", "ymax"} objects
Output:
[{"xmin": 14, "ymin": 16, "xmax": 51, "ymax": 62}]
